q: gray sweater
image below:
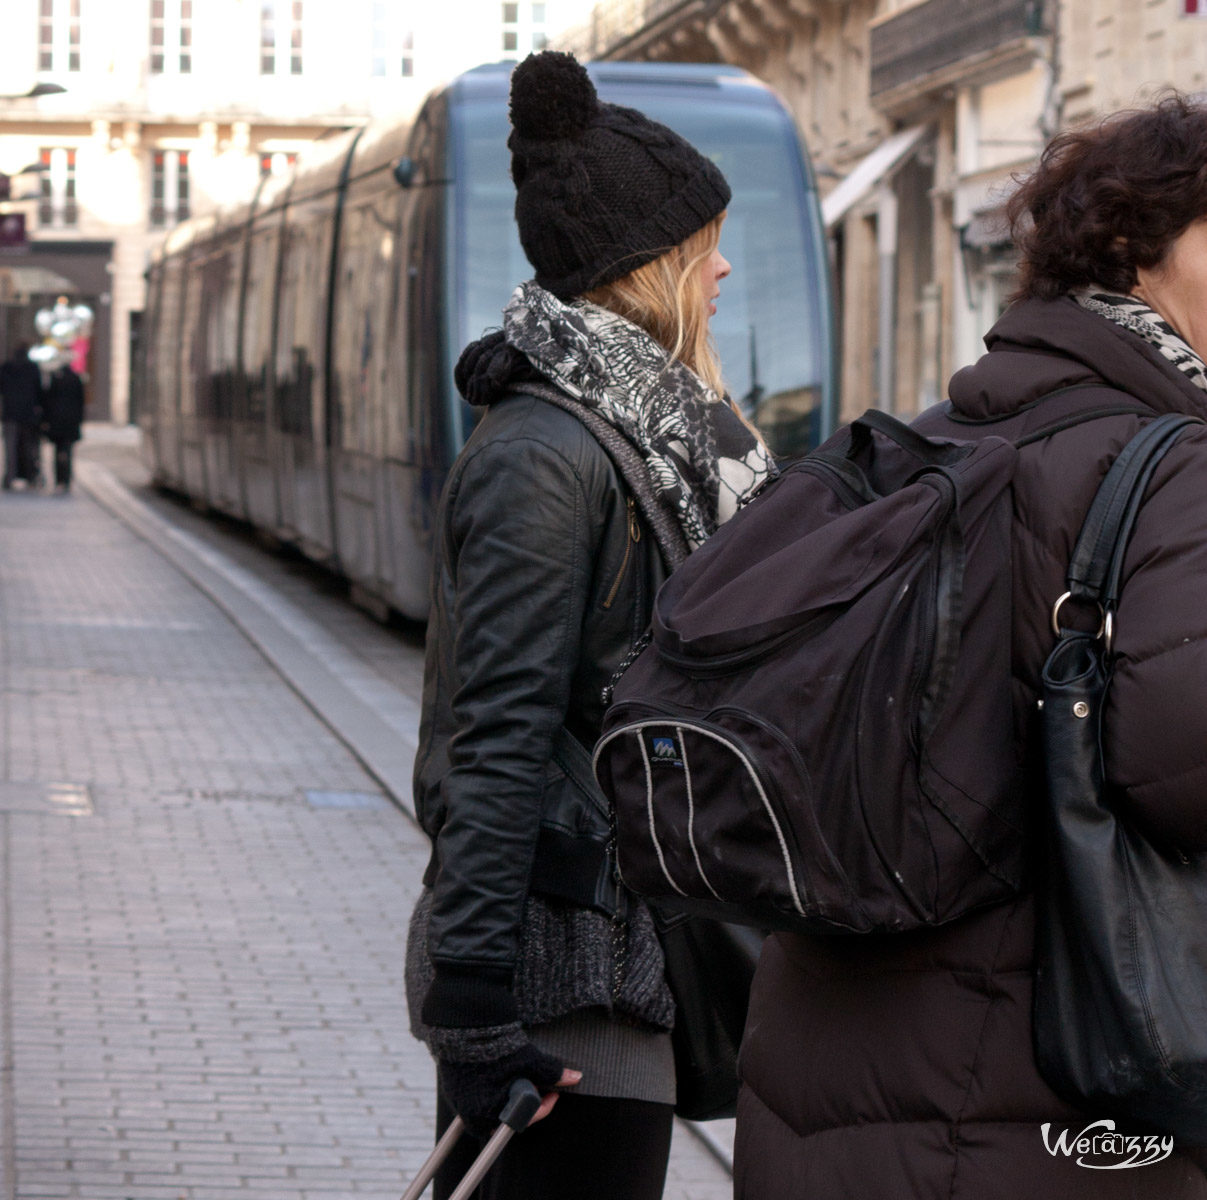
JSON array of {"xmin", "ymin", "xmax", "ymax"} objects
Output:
[{"xmin": 406, "ymin": 888, "xmax": 676, "ymax": 1102}]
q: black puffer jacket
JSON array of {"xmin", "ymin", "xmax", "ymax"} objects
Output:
[
  {"xmin": 0, "ymin": 357, "xmax": 43, "ymax": 426},
  {"xmin": 413, "ymin": 358, "xmax": 664, "ymax": 982},
  {"xmin": 42, "ymin": 367, "xmax": 84, "ymax": 444},
  {"xmin": 736, "ymin": 296, "xmax": 1207, "ymax": 1198}
]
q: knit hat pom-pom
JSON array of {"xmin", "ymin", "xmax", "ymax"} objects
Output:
[{"xmin": 510, "ymin": 51, "xmax": 597, "ymax": 141}]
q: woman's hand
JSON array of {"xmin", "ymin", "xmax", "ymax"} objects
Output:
[
  {"xmin": 530, "ymin": 1067, "xmax": 583, "ymax": 1125},
  {"xmin": 437, "ymin": 1039, "xmax": 569, "ymax": 1136}
]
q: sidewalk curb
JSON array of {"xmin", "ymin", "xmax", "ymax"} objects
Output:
[{"xmin": 75, "ymin": 460, "xmax": 421, "ymax": 823}]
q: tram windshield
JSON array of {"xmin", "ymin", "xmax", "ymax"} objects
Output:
[{"xmin": 448, "ymin": 85, "xmax": 834, "ymax": 458}]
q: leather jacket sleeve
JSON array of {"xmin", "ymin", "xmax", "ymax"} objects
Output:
[{"xmin": 425, "ymin": 429, "xmax": 603, "ymax": 975}]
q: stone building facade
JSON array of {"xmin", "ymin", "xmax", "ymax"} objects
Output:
[
  {"xmin": 0, "ymin": 0, "xmax": 593, "ymax": 423},
  {"xmin": 560, "ymin": 0, "xmax": 1207, "ymax": 422}
]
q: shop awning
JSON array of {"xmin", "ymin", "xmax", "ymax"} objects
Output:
[
  {"xmin": 0, "ymin": 264, "xmax": 79, "ymax": 303},
  {"xmin": 821, "ymin": 125, "xmax": 929, "ymax": 231}
]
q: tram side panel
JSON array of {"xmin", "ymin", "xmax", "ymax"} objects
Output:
[
  {"xmin": 384, "ymin": 94, "xmax": 456, "ymax": 622},
  {"xmin": 141, "ymin": 249, "xmax": 188, "ymax": 489},
  {"xmin": 327, "ymin": 153, "xmax": 407, "ymax": 599},
  {"xmin": 176, "ymin": 223, "xmax": 216, "ymax": 503},
  {"xmin": 199, "ymin": 221, "xmax": 248, "ymax": 517},
  {"xmin": 239, "ymin": 179, "xmax": 291, "ymax": 533},
  {"xmin": 137, "ymin": 255, "xmax": 165, "ymax": 479},
  {"xmin": 272, "ymin": 173, "xmax": 343, "ymax": 562}
]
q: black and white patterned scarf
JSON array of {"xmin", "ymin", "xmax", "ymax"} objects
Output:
[
  {"xmin": 1073, "ymin": 287, "xmax": 1207, "ymax": 393},
  {"xmin": 503, "ymin": 281, "xmax": 775, "ymax": 551}
]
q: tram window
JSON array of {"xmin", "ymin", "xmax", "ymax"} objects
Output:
[{"xmin": 450, "ymin": 91, "xmax": 829, "ymax": 456}]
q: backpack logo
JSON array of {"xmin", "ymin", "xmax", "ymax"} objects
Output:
[{"xmin": 650, "ymin": 736, "xmax": 682, "ymax": 766}]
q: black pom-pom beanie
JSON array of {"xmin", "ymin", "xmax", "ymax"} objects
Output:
[{"xmin": 508, "ymin": 51, "xmax": 732, "ymax": 301}]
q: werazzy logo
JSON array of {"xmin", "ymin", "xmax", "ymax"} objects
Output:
[{"xmin": 1040, "ymin": 1120, "xmax": 1174, "ymax": 1169}]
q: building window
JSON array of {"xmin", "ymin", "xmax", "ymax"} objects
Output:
[
  {"xmin": 259, "ymin": 151, "xmax": 297, "ymax": 177},
  {"xmin": 371, "ymin": 3, "xmax": 415, "ymax": 78},
  {"xmin": 151, "ymin": 0, "xmax": 193, "ymax": 74},
  {"xmin": 501, "ymin": 1, "xmax": 546, "ymax": 59},
  {"xmin": 38, "ymin": 148, "xmax": 78, "ymax": 228},
  {"xmin": 261, "ymin": 0, "xmax": 302, "ymax": 75},
  {"xmin": 38, "ymin": 0, "xmax": 82, "ymax": 73},
  {"xmin": 151, "ymin": 150, "xmax": 190, "ymax": 227}
]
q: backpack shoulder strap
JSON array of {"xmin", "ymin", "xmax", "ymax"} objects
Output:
[
  {"xmin": 941, "ymin": 383, "xmax": 1154, "ymax": 448},
  {"xmin": 510, "ymin": 380, "xmax": 690, "ymax": 571},
  {"xmin": 1016, "ymin": 385, "xmax": 1156, "ymax": 448}
]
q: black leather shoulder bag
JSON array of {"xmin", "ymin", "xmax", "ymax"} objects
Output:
[{"xmin": 1035, "ymin": 411, "xmax": 1207, "ymax": 1145}]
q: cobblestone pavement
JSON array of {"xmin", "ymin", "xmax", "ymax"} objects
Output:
[{"xmin": 0, "ymin": 427, "xmax": 734, "ymax": 1199}]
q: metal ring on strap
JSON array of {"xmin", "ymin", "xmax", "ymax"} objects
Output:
[{"xmin": 1050, "ymin": 591, "xmax": 1108, "ymax": 642}]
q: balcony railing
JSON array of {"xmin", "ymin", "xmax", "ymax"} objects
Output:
[
  {"xmin": 870, "ymin": 0, "xmax": 1045, "ymax": 97},
  {"xmin": 556, "ymin": 0, "xmax": 703, "ymax": 60}
]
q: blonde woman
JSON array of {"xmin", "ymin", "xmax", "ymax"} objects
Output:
[{"xmin": 405, "ymin": 50, "xmax": 774, "ymax": 1200}]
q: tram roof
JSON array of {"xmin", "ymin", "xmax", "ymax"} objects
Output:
[{"xmin": 451, "ymin": 59, "xmax": 779, "ymax": 106}]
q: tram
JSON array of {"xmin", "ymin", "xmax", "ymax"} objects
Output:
[{"xmin": 139, "ymin": 61, "xmax": 836, "ymax": 620}]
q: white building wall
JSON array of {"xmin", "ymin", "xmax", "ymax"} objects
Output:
[{"xmin": 0, "ymin": 0, "xmax": 596, "ymax": 423}]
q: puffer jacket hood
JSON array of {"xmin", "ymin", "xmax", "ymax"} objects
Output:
[
  {"xmin": 736, "ymin": 296, "xmax": 1207, "ymax": 1198},
  {"xmin": 948, "ymin": 295, "xmax": 1207, "ymax": 420}
]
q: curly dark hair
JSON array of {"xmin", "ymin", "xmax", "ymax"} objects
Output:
[{"xmin": 1007, "ymin": 93, "xmax": 1207, "ymax": 301}]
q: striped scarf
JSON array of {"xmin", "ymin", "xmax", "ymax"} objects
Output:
[{"xmin": 1073, "ymin": 288, "xmax": 1207, "ymax": 393}]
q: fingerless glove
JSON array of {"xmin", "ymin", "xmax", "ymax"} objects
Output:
[
  {"xmin": 437, "ymin": 1037, "xmax": 565, "ymax": 1137},
  {"xmin": 422, "ymin": 963, "xmax": 566, "ymax": 1136}
]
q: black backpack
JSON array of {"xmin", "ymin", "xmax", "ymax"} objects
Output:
[{"xmin": 592, "ymin": 400, "xmax": 1142, "ymax": 936}]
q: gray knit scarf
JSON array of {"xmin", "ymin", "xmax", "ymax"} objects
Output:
[
  {"xmin": 1073, "ymin": 287, "xmax": 1207, "ymax": 393},
  {"xmin": 503, "ymin": 281, "xmax": 776, "ymax": 552}
]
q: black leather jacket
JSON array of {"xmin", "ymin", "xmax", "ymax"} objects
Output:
[{"xmin": 413, "ymin": 385, "xmax": 666, "ymax": 975}]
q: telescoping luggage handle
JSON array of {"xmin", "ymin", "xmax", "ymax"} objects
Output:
[{"xmin": 399, "ymin": 1079, "xmax": 542, "ymax": 1200}]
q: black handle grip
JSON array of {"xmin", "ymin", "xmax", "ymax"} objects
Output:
[{"xmin": 499, "ymin": 1078, "xmax": 542, "ymax": 1132}]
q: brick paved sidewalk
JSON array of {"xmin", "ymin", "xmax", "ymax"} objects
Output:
[{"xmin": 0, "ymin": 438, "xmax": 733, "ymax": 1200}]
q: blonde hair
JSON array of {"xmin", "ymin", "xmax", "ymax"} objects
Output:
[{"xmin": 584, "ymin": 215, "xmax": 727, "ymax": 398}]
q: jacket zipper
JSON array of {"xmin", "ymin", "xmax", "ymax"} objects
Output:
[{"xmin": 603, "ymin": 497, "xmax": 640, "ymax": 610}]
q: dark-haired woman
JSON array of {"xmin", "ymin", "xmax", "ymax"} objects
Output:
[
  {"xmin": 405, "ymin": 51, "xmax": 773, "ymax": 1200},
  {"xmin": 735, "ymin": 93, "xmax": 1207, "ymax": 1199}
]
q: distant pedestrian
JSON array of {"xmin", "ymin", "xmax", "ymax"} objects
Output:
[
  {"xmin": 41, "ymin": 363, "xmax": 85, "ymax": 493},
  {"xmin": 405, "ymin": 49, "xmax": 772, "ymax": 1200},
  {"xmin": 1, "ymin": 342, "xmax": 44, "ymax": 489},
  {"xmin": 735, "ymin": 92, "xmax": 1207, "ymax": 1198}
]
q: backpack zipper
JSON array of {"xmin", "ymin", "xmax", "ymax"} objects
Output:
[
  {"xmin": 603, "ymin": 497, "xmax": 640, "ymax": 610},
  {"xmin": 797, "ymin": 454, "xmax": 877, "ymax": 508},
  {"xmin": 653, "ymin": 606, "xmax": 839, "ymax": 674}
]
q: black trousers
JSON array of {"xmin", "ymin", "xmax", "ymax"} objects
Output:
[
  {"xmin": 433, "ymin": 1086, "xmax": 675, "ymax": 1200},
  {"xmin": 52, "ymin": 441, "xmax": 74, "ymax": 489},
  {"xmin": 3, "ymin": 421, "xmax": 39, "ymax": 486}
]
